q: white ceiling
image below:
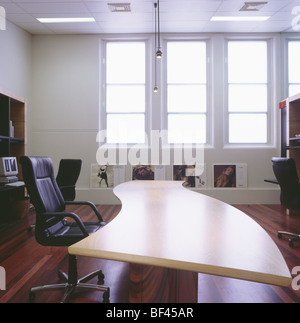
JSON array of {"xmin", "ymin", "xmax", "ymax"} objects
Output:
[{"xmin": 1, "ymin": 0, "xmax": 300, "ymax": 35}]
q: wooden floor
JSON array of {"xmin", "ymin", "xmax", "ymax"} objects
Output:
[{"xmin": 0, "ymin": 203, "xmax": 300, "ymax": 303}]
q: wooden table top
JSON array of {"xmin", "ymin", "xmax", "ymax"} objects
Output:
[{"xmin": 69, "ymin": 180, "xmax": 292, "ymax": 286}]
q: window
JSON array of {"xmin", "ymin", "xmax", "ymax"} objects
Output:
[
  {"xmin": 288, "ymin": 40, "xmax": 300, "ymax": 97},
  {"xmin": 227, "ymin": 40, "xmax": 269, "ymax": 144},
  {"xmin": 166, "ymin": 41, "xmax": 207, "ymax": 144},
  {"xmin": 105, "ymin": 41, "xmax": 146, "ymax": 144}
]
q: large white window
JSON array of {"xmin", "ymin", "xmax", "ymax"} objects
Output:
[
  {"xmin": 105, "ymin": 41, "xmax": 146, "ymax": 143},
  {"xmin": 288, "ymin": 40, "xmax": 300, "ymax": 97},
  {"xmin": 166, "ymin": 41, "xmax": 207, "ymax": 144},
  {"xmin": 227, "ymin": 40, "xmax": 269, "ymax": 144}
]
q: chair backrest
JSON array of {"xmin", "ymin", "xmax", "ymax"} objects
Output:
[
  {"xmin": 56, "ymin": 159, "xmax": 82, "ymax": 201},
  {"xmin": 56, "ymin": 159, "xmax": 82, "ymax": 187},
  {"xmin": 20, "ymin": 156, "xmax": 66, "ymax": 214},
  {"xmin": 20, "ymin": 156, "xmax": 67, "ymax": 245},
  {"xmin": 272, "ymin": 157, "xmax": 300, "ymax": 209}
]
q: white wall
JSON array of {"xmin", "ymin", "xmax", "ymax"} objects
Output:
[
  {"xmin": 0, "ymin": 20, "xmax": 31, "ymax": 100},
  {"xmin": 31, "ymin": 35, "xmax": 101, "ymax": 194},
  {"xmin": 30, "ymin": 33, "xmax": 282, "ymax": 205}
]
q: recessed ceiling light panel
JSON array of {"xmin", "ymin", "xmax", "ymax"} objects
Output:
[
  {"xmin": 108, "ymin": 3, "xmax": 131, "ymax": 12},
  {"xmin": 211, "ymin": 16, "xmax": 270, "ymax": 22},
  {"xmin": 37, "ymin": 17, "xmax": 95, "ymax": 23}
]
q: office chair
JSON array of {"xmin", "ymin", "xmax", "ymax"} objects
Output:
[
  {"xmin": 27, "ymin": 159, "xmax": 82, "ymax": 232},
  {"xmin": 20, "ymin": 156, "xmax": 110, "ymax": 303},
  {"xmin": 56, "ymin": 159, "xmax": 82, "ymax": 201},
  {"xmin": 272, "ymin": 157, "xmax": 300, "ymax": 247}
]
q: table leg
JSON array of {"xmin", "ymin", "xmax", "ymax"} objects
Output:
[{"xmin": 129, "ymin": 263, "xmax": 198, "ymax": 303}]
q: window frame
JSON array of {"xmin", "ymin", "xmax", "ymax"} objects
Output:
[
  {"xmin": 224, "ymin": 37, "xmax": 273, "ymax": 147},
  {"xmin": 287, "ymin": 38, "xmax": 300, "ymax": 97},
  {"xmin": 99, "ymin": 35, "xmax": 278, "ymax": 150},
  {"xmin": 100, "ymin": 38, "xmax": 151, "ymax": 146},
  {"xmin": 162, "ymin": 37, "xmax": 211, "ymax": 147}
]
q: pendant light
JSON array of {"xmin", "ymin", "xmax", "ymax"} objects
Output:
[
  {"xmin": 153, "ymin": 1, "xmax": 162, "ymax": 92},
  {"xmin": 156, "ymin": 0, "xmax": 162, "ymax": 59}
]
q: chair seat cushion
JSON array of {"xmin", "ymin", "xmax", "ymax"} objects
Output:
[{"xmin": 45, "ymin": 222, "xmax": 105, "ymax": 246}]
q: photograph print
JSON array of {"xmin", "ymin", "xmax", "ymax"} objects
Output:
[
  {"xmin": 213, "ymin": 163, "xmax": 247, "ymax": 188},
  {"xmin": 132, "ymin": 165, "xmax": 155, "ymax": 180},
  {"xmin": 91, "ymin": 164, "xmax": 114, "ymax": 188}
]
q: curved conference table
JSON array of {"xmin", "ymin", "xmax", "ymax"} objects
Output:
[{"xmin": 69, "ymin": 181, "xmax": 292, "ymax": 302}]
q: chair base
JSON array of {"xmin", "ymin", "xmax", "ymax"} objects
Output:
[
  {"xmin": 278, "ymin": 231, "xmax": 300, "ymax": 248},
  {"xmin": 29, "ymin": 255, "xmax": 110, "ymax": 303}
]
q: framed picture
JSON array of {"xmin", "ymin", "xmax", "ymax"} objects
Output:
[
  {"xmin": 90, "ymin": 164, "xmax": 114, "ymax": 188},
  {"xmin": 213, "ymin": 163, "xmax": 247, "ymax": 188},
  {"xmin": 132, "ymin": 165, "xmax": 155, "ymax": 180},
  {"xmin": 173, "ymin": 164, "xmax": 206, "ymax": 188}
]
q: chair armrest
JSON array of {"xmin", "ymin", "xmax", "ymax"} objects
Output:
[
  {"xmin": 65, "ymin": 201, "xmax": 105, "ymax": 223},
  {"xmin": 59, "ymin": 185, "xmax": 74, "ymax": 190},
  {"xmin": 44, "ymin": 211, "xmax": 89, "ymax": 237},
  {"xmin": 59, "ymin": 185, "xmax": 75, "ymax": 193}
]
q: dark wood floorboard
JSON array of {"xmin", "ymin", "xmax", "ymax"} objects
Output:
[{"xmin": 0, "ymin": 203, "xmax": 299, "ymax": 303}]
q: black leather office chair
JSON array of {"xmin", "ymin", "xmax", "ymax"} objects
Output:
[
  {"xmin": 27, "ymin": 159, "xmax": 82, "ymax": 232},
  {"xmin": 20, "ymin": 156, "xmax": 110, "ymax": 303},
  {"xmin": 56, "ymin": 159, "xmax": 82, "ymax": 201},
  {"xmin": 272, "ymin": 157, "xmax": 300, "ymax": 247}
]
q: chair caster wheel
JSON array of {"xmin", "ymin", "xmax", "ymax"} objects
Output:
[
  {"xmin": 29, "ymin": 292, "xmax": 35, "ymax": 303},
  {"xmin": 98, "ymin": 271, "xmax": 105, "ymax": 284},
  {"xmin": 103, "ymin": 289, "xmax": 110, "ymax": 303},
  {"xmin": 289, "ymin": 240, "xmax": 294, "ymax": 248},
  {"xmin": 278, "ymin": 232, "xmax": 282, "ymax": 239}
]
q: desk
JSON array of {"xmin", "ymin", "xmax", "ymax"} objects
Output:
[
  {"xmin": 69, "ymin": 181, "xmax": 292, "ymax": 302},
  {"xmin": 0, "ymin": 182, "xmax": 26, "ymax": 222}
]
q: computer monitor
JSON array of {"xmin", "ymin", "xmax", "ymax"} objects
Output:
[{"xmin": 0, "ymin": 157, "xmax": 18, "ymax": 177}]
